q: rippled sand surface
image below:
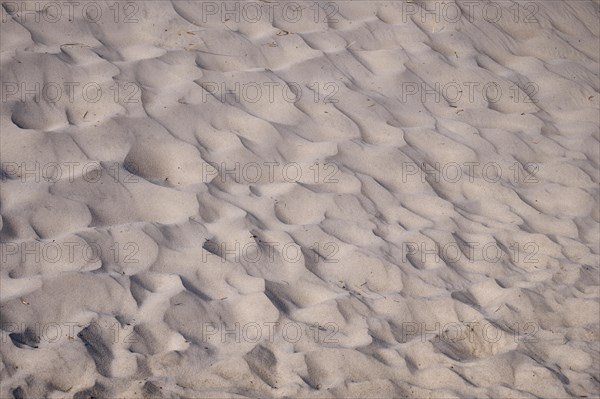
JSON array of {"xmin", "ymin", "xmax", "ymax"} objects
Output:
[{"xmin": 1, "ymin": 1, "xmax": 599, "ymax": 398}]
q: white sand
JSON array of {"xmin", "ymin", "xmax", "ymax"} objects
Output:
[{"xmin": 0, "ymin": 0, "xmax": 599, "ymax": 397}]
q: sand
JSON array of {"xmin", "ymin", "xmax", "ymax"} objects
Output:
[{"xmin": 0, "ymin": 0, "xmax": 599, "ymax": 398}]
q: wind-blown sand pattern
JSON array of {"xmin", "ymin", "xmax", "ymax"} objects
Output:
[{"xmin": 0, "ymin": 0, "xmax": 599, "ymax": 398}]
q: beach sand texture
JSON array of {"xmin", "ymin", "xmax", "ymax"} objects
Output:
[{"xmin": 0, "ymin": 0, "xmax": 599, "ymax": 398}]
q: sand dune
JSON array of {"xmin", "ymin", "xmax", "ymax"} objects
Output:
[{"xmin": 1, "ymin": 0, "xmax": 599, "ymax": 398}]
